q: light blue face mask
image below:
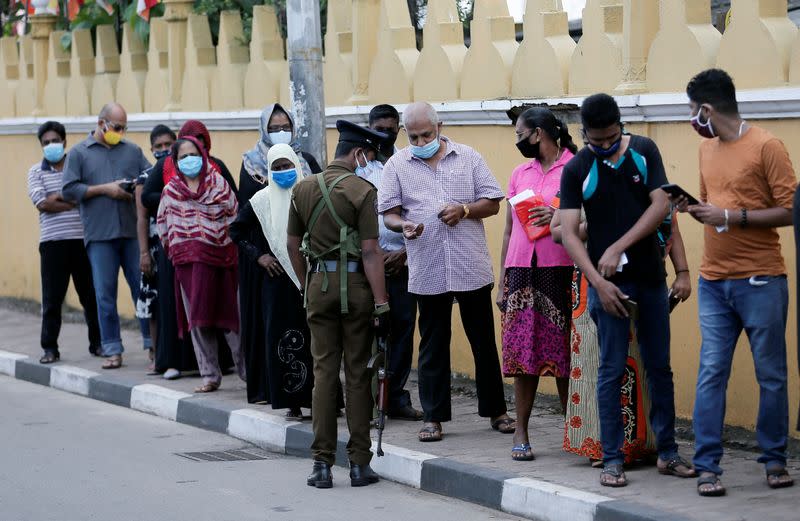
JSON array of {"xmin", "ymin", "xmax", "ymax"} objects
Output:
[
  {"xmin": 178, "ymin": 155, "xmax": 203, "ymax": 178},
  {"xmin": 271, "ymin": 168, "xmax": 297, "ymax": 189},
  {"xmin": 43, "ymin": 142, "xmax": 65, "ymax": 163},
  {"xmin": 409, "ymin": 135, "xmax": 440, "ymax": 159},
  {"xmin": 354, "ymin": 152, "xmax": 372, "ymax": 177}
]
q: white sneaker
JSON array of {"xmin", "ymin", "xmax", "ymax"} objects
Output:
[{"xmin": 163, "ymin": 368, "xmax": 181, "ymax": 380}]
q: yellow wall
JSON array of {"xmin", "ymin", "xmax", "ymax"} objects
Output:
[{"xmin": 3, "ymin": 119, "xmax": 798, "ymax": 436}]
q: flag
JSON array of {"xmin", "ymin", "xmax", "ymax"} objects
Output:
[
  {"xmin": 95, "ymin": 0, "xmax": 114, "ymax": 15},
  {"xmin": 137, "ymin": 0, "xmax": 159, "ymax": 21},
  {"xmin": 67, "ymin": 0, "xmax": 83, "ymax": 20}
]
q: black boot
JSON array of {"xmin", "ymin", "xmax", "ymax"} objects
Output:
[
  {"xmin": 349, "ymin": 462, "xmax": 380, "ymax": 487},
  {"xmin": 307, "ymin": 461, "xmax": 333, "ymax": 488}
]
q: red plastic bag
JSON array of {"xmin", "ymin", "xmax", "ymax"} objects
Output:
[{"xmin": 509, "ymin": 189, "xmax": 557, "ymax": 242}]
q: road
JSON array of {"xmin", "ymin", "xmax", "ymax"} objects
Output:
[{"xmin": 0, "ymin": 377, "xmax": 523, "ymax": 521}]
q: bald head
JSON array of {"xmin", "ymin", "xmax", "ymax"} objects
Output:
[
  {"xmin": 96, "ymin": 102, "xmax": 128, "ymax": 146},
  {"xmin": 402, "ymin": 102, "xmax": 439, "ymax": 128},
  {"xmin": 99, "ymin": 102, "xmax": 126, "ymax": 121}
]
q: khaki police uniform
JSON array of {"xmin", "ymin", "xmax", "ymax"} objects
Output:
[{"xmin": 287, "ymin": 160, "xmax": 379, "ymax": 467}]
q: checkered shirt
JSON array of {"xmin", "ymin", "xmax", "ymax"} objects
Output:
[{"xmin": 377, "ymin": 136, "xmax": 504, "ymax": 295}]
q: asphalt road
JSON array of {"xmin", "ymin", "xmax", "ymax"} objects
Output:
[{"xmin": 0, "ymin": 377, "xmax": 524, "ymax": 521}]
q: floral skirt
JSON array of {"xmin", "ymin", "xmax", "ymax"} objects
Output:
[
  {"xmin": 562, "ymin": 268, "xmax": 657, "ymax": 463},
  {"xmin": 500, "ymin": 265, "xmax": 573, "ymax": 377},
  {"xmin": 135, "ymin": 235, "xmax": 159, "ymax": 320}
]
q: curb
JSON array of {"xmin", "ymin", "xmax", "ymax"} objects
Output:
[{"xmin": 0, "ymin": 350, "xmax": 692, "ymax": 521}]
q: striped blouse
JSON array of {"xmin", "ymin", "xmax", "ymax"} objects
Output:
[{"xmin": 27, "ymin": 158, "xmax": 84, "ymax": 243}]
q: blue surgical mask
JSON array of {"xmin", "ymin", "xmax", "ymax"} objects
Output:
[
  {"xmin": 268, "ymin": 131, "xmax": 292, "ymax": 145},
  {"xmin": 271, "ymin": 168, "xmax": 297, "ymax": 189},
  {"xmin": 410, "ymin": 135, "xmax": 441, "ymax": 159},
  {"xmin": 177, "ymin": 155, "xmax": 203, "ymax": 178},
  {"xmin": 154, "ymin": 149, "xmax": 170, "ymax": 160},
  {"xmin": 43, "ymin": 142, "xmax": 65, "ymax": 163},
  {"xmin": 589, "ymin": 137, "xmax": 622, "ymax": 158},
  {"xmin": 354, "ymin": 152, "xmax": 370, "ymax": 177}
]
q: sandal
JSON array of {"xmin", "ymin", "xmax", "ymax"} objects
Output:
[
  {"xmin": 491, "ymin": 417, "xmax": 516, "ymax": 434},
  {"xmin": 39, "ymin": 350, "xmax": 60, "ymax": 364},
  {"xmin": 600, "ymin": 463, "xmax": 628, "ymax": 487},
  {"xmin": 193, "ymin": 383, "xmax": 219, "ymax": 393},
  {"xmin": 657, "ymin": 455, "xmax": 696, "ymax": 478},
  {"xmin": 766, "ymin": 466, "xmax": 794, "ymax": 489},
  {"xmin": 286, "ymin": 408, "xmax": 303, "ymax": 420},
  {"xmin": 697, "ymin": 473, "xmax": 725, "ymax": 497},
  {"xmin": 101, "ymin": 355, "xmax": 122, "ymax": 370},
  {"xmin": 511, "ymin": 443, "xmax": 534, "ymax": 461},
  {"xmin": 418, "ymin": 423, "xmax": 443, "ymax": 442}
]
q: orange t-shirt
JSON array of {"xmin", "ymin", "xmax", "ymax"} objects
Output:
[{"xmin": 698, "ymin": 126, "xmax": 797, "ymax": 280}]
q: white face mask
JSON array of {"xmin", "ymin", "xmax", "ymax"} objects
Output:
[{"xmin": 268, "ymin": 131, "xmax": 292, "ymax": 145}]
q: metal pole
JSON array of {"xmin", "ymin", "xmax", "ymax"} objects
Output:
[{"xmin": 286, "ymin": 0, "xmax": 327, "ymax": 167}]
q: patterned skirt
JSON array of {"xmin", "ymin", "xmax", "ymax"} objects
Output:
[
  {"xmin": 135, "ymin": 233, "xmax": 159, "ymax": 320},
  {"xmin": 562, "ymin": 268, "xmax": 657, "ymax": 463},
  {"xmin": 500, "ymin": 265, "xmax": 573, "ymax": 377}
]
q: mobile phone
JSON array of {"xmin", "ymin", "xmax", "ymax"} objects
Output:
[
  {"xmin": 669, "ymin": 294, "xmax": 681, "ymax": 313},
  {"xmin": 660, "ymin": 184, "xmax": 700, "ymax": 206},
  {"xmin": 119, "ymin": 180, "xmax": 135, "ymax": 193},
  {"xmin": 622, "ymin": 299, "xmax": 639, "ymax": 321}
]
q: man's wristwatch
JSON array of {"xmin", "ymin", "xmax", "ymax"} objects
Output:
[
  {"xmin": 374, "ymin": 302, "xmax": 390, "ymax": 315},
  {"xmin": 462, "ymin": 204, "xmax": 470, "ymax": 219}
]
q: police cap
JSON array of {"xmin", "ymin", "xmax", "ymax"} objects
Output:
[{"xmin": 336, "ymin": 119, "xmax": 389, "ymax": 153}]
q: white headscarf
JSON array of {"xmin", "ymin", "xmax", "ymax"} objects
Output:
[{"xmin": 249, "ymin": 143, "xmax": 304, "ymax": 289}]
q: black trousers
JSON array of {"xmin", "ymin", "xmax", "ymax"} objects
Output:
[
  {"xmin": 386, "ymin": 269, "xmax": 417, "ymax": 412},
  {"xmin": 39, "ymin": 239, "xmax": 101, "ymax": 352},
  {"xmin": 414, "ymin": 284, "xmax": 507, "ymax": 422}
]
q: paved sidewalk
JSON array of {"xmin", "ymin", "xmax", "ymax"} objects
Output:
[{"xmin": 0, "ymin": 306, "xmax": 797, "ymax": 521}]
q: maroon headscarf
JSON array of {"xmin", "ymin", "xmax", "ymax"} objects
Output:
[{"xmin": 164, "ymin": 120, "xmax": 218, "ymax": 185}]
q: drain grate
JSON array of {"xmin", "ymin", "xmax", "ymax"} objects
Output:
[{"xmin": 175, "ymin": 448, "xmax": 276, "ymax": 462}]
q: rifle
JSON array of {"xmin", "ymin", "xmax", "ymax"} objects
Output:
[{"xmin": 367, "ymin": 334, "xmax": 390, "ymax": 457}]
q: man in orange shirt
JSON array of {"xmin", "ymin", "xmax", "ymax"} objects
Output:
[{"xmin": 676, "ymin": 69, "xmax": 796, "ymax": 497}]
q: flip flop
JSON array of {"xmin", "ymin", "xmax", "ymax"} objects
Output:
[
  {"xmin": 657, "ymin": 456, "xmax": 696, "ymax": 478},
  {"xmin": 418, "ymin": 423, "xmax": 443, "ymax": 442},
  {"xmin": 39, "ymin": 350, "xmax": 60, "ymax": 364},
  {"xmin": 766, "ymin": 466, "xmax": 794, "ymax": 489},
  {"xmin": 102, "ymin": 355, "xmax": 122, "ymax": 370},
  {"xmin": 600, "ymin": 463, "xmax": 628, "ymax": 487},
  {"xmin": 491, "ymin": 417, "xmax": 516, "ymax": 434},
  {"xmin": 697, "ymin": 473, "xmax": 726, "ymax": 497},
  {"xmin": 193, "ymin": 383, "xmax": 220, "ymax": 393},
  {"xmin": 511, "ymin": 443, "xmax": 534, "ymax": 461}
]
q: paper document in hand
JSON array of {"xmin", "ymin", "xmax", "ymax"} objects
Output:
[{"xmin": 508, "ymin": 189, "xmax": 552, "ymax": 241}]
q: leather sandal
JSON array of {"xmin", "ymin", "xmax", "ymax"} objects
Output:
[
  {"xmin": 697, "ymin": 473, "xmax": 725, "ymax": 497},
  {"xmin": 657, "ymin": 456, "xmax": 696, "ymax": 478},
  {"xmin": 39, "ymin": 350, "xmax": 60, "ymax": 364},
  {"xmin": 418, "ymin": 423, "xmax": 443, "ymax": 442},
  {"xmin": 600, "ymin": 463, "xmax": 628, "ymax": 487},
  {"xmin": 491, "ymin": 417, "xmax": 516, "ymax": 434},
  {"xmin": 766, "ymin": 466, "xmax": 794, "ymax": 489},
  {"xmin": 101, "ymin": 355, "xmax": 122, "ymax": 370}
]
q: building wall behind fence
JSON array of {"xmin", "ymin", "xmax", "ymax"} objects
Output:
[{"xmin": 1, "ymin": 0, "xmax": 799, "ymax": 435}]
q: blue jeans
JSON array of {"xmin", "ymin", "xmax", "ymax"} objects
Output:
[
  {"xmin": 693, "ymin": 276, "xmax": 789, "ymax": 475},
  {"xmin": 86, "ymin": 238, "xmax": 151, "ymax": 356},
  {"xmin": 588, "ymin": 281, "xmax": 678, "ymax": 465}
]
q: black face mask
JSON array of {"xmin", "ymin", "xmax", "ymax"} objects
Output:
[
  {"xmin": 154, "ymin": 149, "xmax": 170, "ymax": 160},
  {"xmin": 374, "ymin": 129, "xmax": 398, "ymax": 148},
  {"xmin": 516, "ymin": 134, "xmax": 540, "ymax": 159}
]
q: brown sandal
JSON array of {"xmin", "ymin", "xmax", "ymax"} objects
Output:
[
  {"xmin": 491, "ymin": 417, "xmax": 516, "ymax": 434},
  {"xmin": 193, "ymin": 383, "xmax": 220, "ymax": 393},
  {"xmin": 418, "ymin": 423, "xmax": 443, "ymax": 442},
  {"xmin": 657, "ymin": 456, "xmax": 696, "ymax": 478},
  {"xmin": 102, "ymin": 355, "xmax": 122, "ymax": 370}
]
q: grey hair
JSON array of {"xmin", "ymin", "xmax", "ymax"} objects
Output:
[{"xmin": 401, "ymin": 102, "xmax": 439, "ymax": 128}]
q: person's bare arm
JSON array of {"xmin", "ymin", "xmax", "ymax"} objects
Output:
[
  {"xmin": 287, "ymin": 235, "xmax": 307, "ymax": 290},
  {"xmin": 37, "ymin": 193, "xmax": 76, "ymax": 213},
  {"xmin": 551, "ymin": 210, "xmax": 587, "ymax": 245},
  {"xmin": 439, "ymin": 198, "xmax": 501, "ymax": 226},
  {"xmin": 667, "ymin": 215, "xmax": 691, "ymax": 301},
  {"xmin": 684, "ymin": 202, "xmax": 792, "ymax": 228},
  {"xmin": 383, "ymin": 206, "xmax": 424, "ymax": 239},
  {"xmin": 135, "ymin": 185, "xmax": 153, "ymax": 275},
  {"xmin": 496, "ymin": 204, "xmax": 513, "ymax": 309},
  {"xmin": 362, "ymin": 238, "xmax": 389, "ymax": 305},
  {"xmin": 597, "ymin": 189, "xmax": 670, "ymax": 278},
  {"xmin": 561, "ymin": 209, "xmax": 629, "ymax": 318}
]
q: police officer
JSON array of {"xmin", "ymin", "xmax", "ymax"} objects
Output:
[{"xmin": 287, "ymin": 120, "xmax": 391, "ymax": 489}]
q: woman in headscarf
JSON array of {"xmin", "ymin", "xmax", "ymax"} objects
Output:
[
  {"xmin": 236, "ymin": 104, "xmax": 322, "ymax": 404},
  {"xmin": 157, "ymin": 136, "xmax": 244, "ymax": 393},
  {"xmin": 231, "ymin": 144, "xmax": 314, "ymax": 416},
  {"xmin": 141, "ymin": 120, "xmax": 238, "ymax": 379}
]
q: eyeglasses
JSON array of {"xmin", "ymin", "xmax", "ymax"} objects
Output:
[
  {"xmin": 104, "ymin": 120, "xmax": 127, "ymax": 133},
  {"xmin": 267, "ymin": 125, "xmax": 292, "ymax": 133}
]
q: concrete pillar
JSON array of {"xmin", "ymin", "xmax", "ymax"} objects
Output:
[
  {"xmin": 647, "ymin": 0, "xmax": 720, "ymax": 93},
  {"xmin": 323, "ymin": 0, "xmax": 353, "ymax": 106},
  {"xmin": 0, "ymin": 37, "xmax": 20, "ymax": 118},
  {"xmin": 91, "ymin": 24, "xmax": 121, "ymax": 114},
  {"xmin": 65, "ymin": 29, "xmax": 94, "ymax": 116},
  {"xmin": 144, "ymin": 18, "xmax": 169, "ymax": 112},
  {"xmin": 614, "ymin": 0, "xmax": 660, "ymax": 95},
  {"xmin": 367, "ymin": 0, "xmax": 419, "ymax": 104},
  {"xmin": 412, "ymin": 0, "xmax": 466, "ymax": 102},
  {"xmin": 244, "ymin": 5, "xmax": 285, "ymax": 109},
  {"xmin": 569, "ymin": 0, "xmax": 623, "ymax": 95},
  {"xmin": 15, "ymin": 36, "xmax": 36, "ymax": 116},
  {"xmin": 718, "ymin": 0, "xmax": 796, "ymax": 88},
  {"xmin": 461, "ymin": 0, "xmax": 518, "ymax": 100},
  {"xmin": 117, "ymin": 24, "xmax": 149, "ymax": 113},
  {"xmin": 43, "ymin": 30, "xmax": 71, "ymax": 115},
  {"xmin": 180, "ymin": 14, "xmax": 216, "ymax": 111},
  {"xmin": 211, "ymin": 10, "xmax": 249, "ymax": 111},
  {"xmin": 163, "ymin": 0, "xmax": 194, "ymax": 111},
  {"xmin": 29, "ymin": 13, "xmax": 57, "ymax": 116},
  {"xmin": 349, "ymin": 0, "xmax": 380, "ymax": 104},
  {"xmin": 511, "ymin": 0, "xmax": 575, "ymax": 97}
]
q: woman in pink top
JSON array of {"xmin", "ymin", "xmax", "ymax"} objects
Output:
[{"xmin": 497, "ymin": 107, "xmax": 577, "ymax": 461}]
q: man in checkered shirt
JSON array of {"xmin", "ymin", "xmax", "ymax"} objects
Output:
[{"xmin": 378, "ymin": 102, "xmax": 515, "ymax": 443}]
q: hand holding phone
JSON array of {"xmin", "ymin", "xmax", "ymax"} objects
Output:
[
  {"xmin": 622, "ymin": 299, "xmax": 639, "ymax": 321},
  {"xmin": 661, "ymin": 184, "xmax": 700, "ymax": 206}
]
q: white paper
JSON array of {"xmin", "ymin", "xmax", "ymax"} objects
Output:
[
  {"xmin": 508, "ymin": 189, "xmax": 536, "ymax": 207},
  {"xmin": 715, "ymin": 224, "xmax": 728, "ymax": 233},
  {"xmin": 616, "ymin": 252, "xmax": 628, "ymax": 272}
]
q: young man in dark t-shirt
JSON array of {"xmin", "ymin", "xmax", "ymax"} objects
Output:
[{"xmin": 559, "ymin": 94, "xmax": 694, "ymax": 487}]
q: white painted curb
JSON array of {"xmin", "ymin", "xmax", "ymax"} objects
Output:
[
  {"xmin": 130, "ymin": 384, "xmax": 192, "ymax": 421},
  {"xmin": 227, "ymin": 408, "xmax": 299, "ymax": 452},
  {"xmin": 49, "ymin": 365, "xmax": 98, "ymax": 396},
  {"xmin": 369, "ymin": 442, "xmax": 437, "ymax": 489},
  {"xmin": 0, "ymin": 350, "xmax": 28, "ymax": 376},
  {"xmin": 501, "ymin": 477, "xmax": 611, "ymax": 521}
]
